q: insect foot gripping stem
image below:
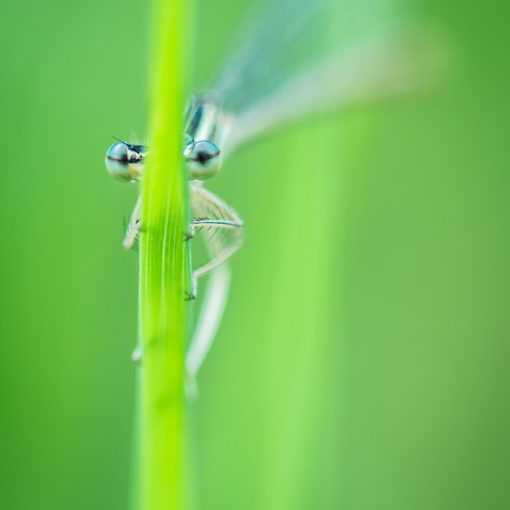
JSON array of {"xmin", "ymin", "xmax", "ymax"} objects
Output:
[
  {"xmin": 183, "ymin": 230, "xmax": 194, "ymax": 242},
  {"xmin": 185, "ymin": 275, "xmax": 198, "ymax": 301}
]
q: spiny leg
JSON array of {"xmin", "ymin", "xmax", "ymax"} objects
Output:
[{"xmin": 186, "ymin": 183, "xmax": 244, "ymax": 300}]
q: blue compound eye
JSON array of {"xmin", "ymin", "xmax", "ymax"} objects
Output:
[
  {"xmin": 105, "ymin": 142, "xmax": 141, "ymax": 182},
  {"xmin": 186, "ymin": 140, "xmax": 223, "ymax": 180},
  {"xmin": 106, "ymin": 142, "xmax": 129, "ymax": 164}
]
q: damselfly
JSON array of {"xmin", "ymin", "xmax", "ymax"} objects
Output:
[{"xmin": 105, "ymin": 0, "xmax": 435, "ymax": 391}]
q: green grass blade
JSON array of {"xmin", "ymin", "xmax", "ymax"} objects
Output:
[{"xmin": 135, "ymin": 0, "xmax": 191, "ymax": 508}]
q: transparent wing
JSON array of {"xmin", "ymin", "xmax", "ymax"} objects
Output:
[
  {"xmin": 213, "ymin": 0, "xmax": 404, "ymax": 111},
  {"xmin": 212, "ymin": 0, "xmax": 328, "ymax": 111},
  {"xmin": 223, "ymin": 29, "xmax": 436, "ymax": 155},
  {"xmin": 210, "ymin": 0, "xmax": 435, "ymax": 155}
]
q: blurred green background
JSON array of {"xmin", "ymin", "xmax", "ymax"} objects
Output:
[{"xmin": 1, "ymin": 0, "xmax": 509, "ymax": 509}]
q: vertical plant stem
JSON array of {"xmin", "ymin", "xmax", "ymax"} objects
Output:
[{"xmin": 135, "ymin": 0, "xmax": 190, "ymax": 509}]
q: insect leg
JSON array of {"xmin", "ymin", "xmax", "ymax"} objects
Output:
[
  {"xmin": 184, "ymin": 185, "xmax": 244, "ymax": 394},
  {"xmin": 187, "ymin": 184, "xmax": 244, "ymax": 299},
  {"xmin": 123, "ymin": 195, "xmax": 142, "ymax": 250},
  {"xmin": 185, "ymin": 264, "xmax": 231, "ymax": 398},
  {"xmin": 186, "ymin": 216, "xmax": 244, "ymax": 299}
]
